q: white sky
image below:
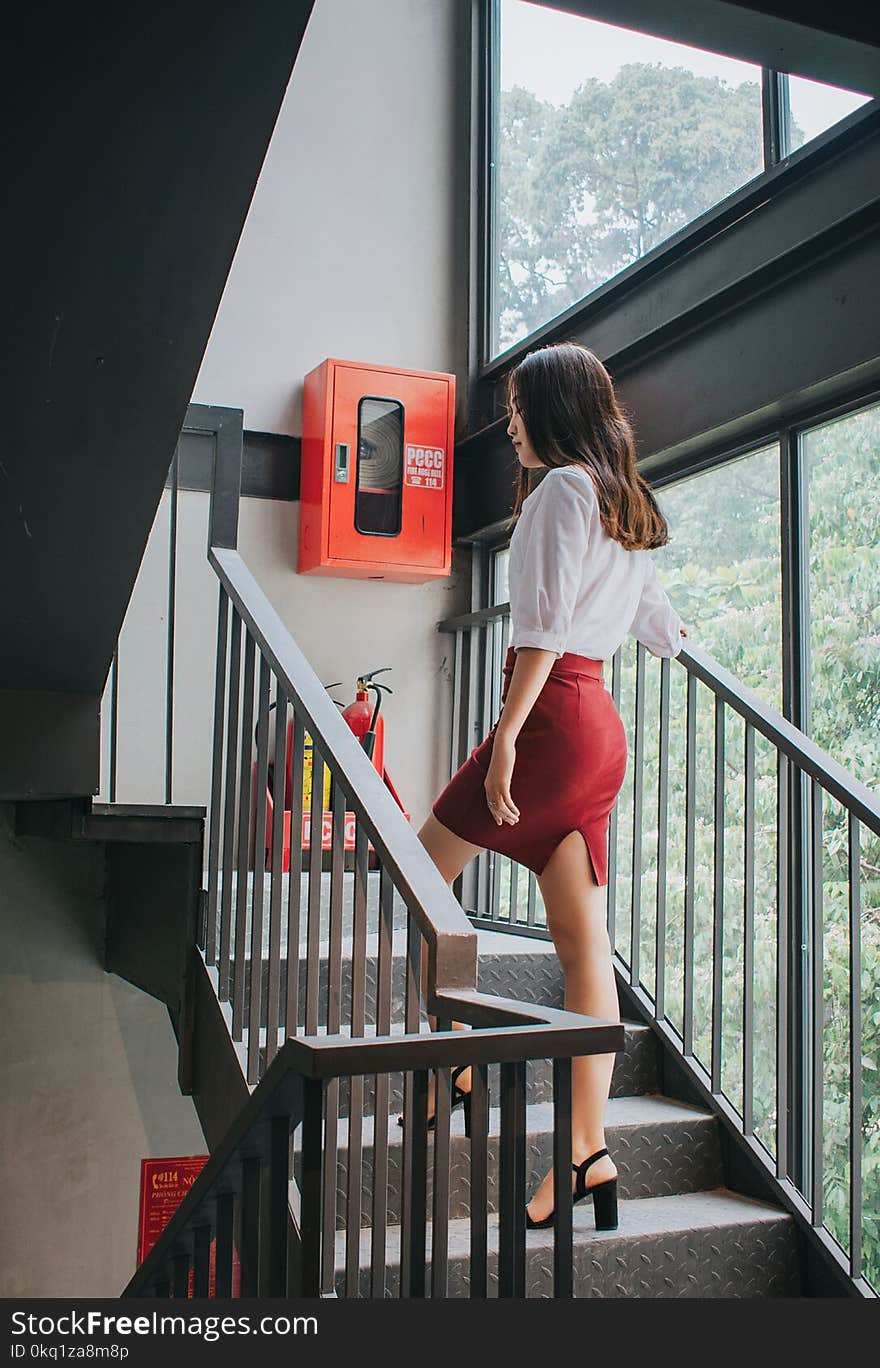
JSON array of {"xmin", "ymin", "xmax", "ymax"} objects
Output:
[{"xmin": 501, "ymin": 0, "xmax": 871, "ymax": 142}]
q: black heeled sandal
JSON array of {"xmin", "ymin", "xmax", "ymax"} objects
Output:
[
  {"xmin": 397, "ymin": 1065, "xmax": 483, "ymax": 1137},
  {"xmin": 525, "ymin": 1146, "xmax": 618, "ymax": 1231}
]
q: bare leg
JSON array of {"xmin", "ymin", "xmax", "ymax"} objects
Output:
[
  {"xmin": 526, "ymin": 830, "xmax": 619, "ymax": 1222},
  {"xmin": 412, "ymin": 813, "xmax": 486, "ymax": 1113}
]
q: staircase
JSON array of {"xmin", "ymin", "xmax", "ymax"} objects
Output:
[{"xmin": 232, "ymin": 874, "xmax": 801, "ymax": 1297}]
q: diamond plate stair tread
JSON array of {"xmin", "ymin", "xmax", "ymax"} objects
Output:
[
  {"xmin": 214, "ymin": 870, "xmax": 559, "ymax": 956},
  {"xmin": 257, "ymin": 1017, "xmax": 650, "ymax": 1047},
  {"xmin": 294, "ymin": 1091, "xmax": 713, "ymax": 1150},
  {"xmin": 331, "ymin": 1188, "xmax": 798, "ymax": 1295}
]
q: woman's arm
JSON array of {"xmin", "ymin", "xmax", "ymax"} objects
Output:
[
  {"xmin": 484, "ymin": 646, "xmax": 556, "ymax": 825},
  {"xmin": 495, "ymin": 646, "xmax": 556, "ymax": 746}
]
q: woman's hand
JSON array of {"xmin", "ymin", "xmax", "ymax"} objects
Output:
[{"xmin": 485, "ymin": 733, "xmax": 520, "ymax": 826}]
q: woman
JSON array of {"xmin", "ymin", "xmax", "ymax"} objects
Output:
[{"xmin": 406, "ymin": 341, "xmax": 686, "ymax": 1232}]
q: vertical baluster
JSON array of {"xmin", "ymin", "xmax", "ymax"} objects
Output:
[
  {"xmin": 285, "ymin": 713, "xmax": 306, "ymax": 1037},
  {"xmin": 711, "ymin": 696, "xmax": 725, "ymax": 1093},
  {"xmin": 192, "ymin": 1222, "xmax": 211, "ymax": 1299},
  {"xmin": 468, "ymin": 1062, "xmax": 490, "ymax": 1298},
  {"xmin": 683, "ymin": 671, "xmax": 697, "ymax": 1057},
  {"xmin": 655, "ymin": 656, "xmax": 670, "ymax": 1018},
  {"xmin": 460, "ymin": 623, "xmax": 480, "ymax": 916},
  {"xmin": 239, "ymin": 1154, "xmax": 261, "ymax": 1297},
  {"xmin": 476, "ymin": 622, "xmax": 491, "ymax": 919},
  {"xmin": 265, "ymin": 683, "xmax": 288, "ymax": 1067},
  {"xmin": 399, "ymin": 916, "xmax": 427, "ymax": 1298},
  {"xmin": 607, "ymin": 646, "xmax": 623, "ymax": 946},
  {"xmin": 848, "ymin": 813, "xmax": 862, "ymax": 1279},
  {"xmin": 153, "ymin": 1275, "xmax": 170, "ymax": 1298},
  {"xmin": 171, "ymin": 1247, "xmax": 190, "ymax": 1299},
  {"xmin": 370, "ymin": 864, "xmax": 394, "ymax": 1296},
  {"xmin": 268, "ymin": 1114, "xmax": 291, "ymax": 1297},
  {"xmin": 498, "ymin": 1058, "xmax": 526, "ymax": 1297},
  {"xmin": 450, "ymin": 628, "xmax": 463, "ymax": 780},
  {"xmin": 630, "ymin": 641, "xmax": 645, "ymax": 987},
  {"xmin": 743, "ymin": 723, "xmax": 756, "ymax": 1137},
  {"xmin": 305, "ymin": 741, "xmax": 324, "ymax": 1035},
  {"xmin": 552, "ymin": 1056, "xmax": 574, "ymax": 1298},
  {"xmin": 232, "ymin": 633, "xmax": 256, "ymax": 1041},
  {"xmin": 218, "ymin": 609, "xmax": 242, "ymax": 1003},
  {"xmin": 299, "ymin": 1077, "xmax": 324, "ymax": 1298},
  {"xmin": 526, "ymin": 868, "xmax": 537, "ymax": 928},
  {"xmin": 405, "ymin": 1064, "xmax": 429, "ymax": 1299},
  {"xmin": 109, "ymin": 646, "xmax": 119, "ymax": 804},
  {"xmin": 509, "ymin": 856, "xmax": 519, "ymax": 925},
  {"xmin": 430, "ymin": 1020, "xmax": 452, "ymax": 1300},
  {"xmin": 344, "ymin": 812, "xmax": 370, "ymax": 1297},
  {"xmin": 321, "ymin": 767, "xmax": 345, "ymax": 1296},
  {"xmin": 206, "ymin": 589, "xmax": 229, "ymax": 964},
  {"xmin": 165, "ymin": 442, "xmax": 179, "ymax": 806},
  {"xmin": 248, "ymin": 655, "xmax": 271, "ymax": 1083},
  {"xmin": 810, "ymin": 779, "xmax": 824, "ymax": 1226},
  {"xmin": 214, "ymin": 1190, "xmax": 235, "ymax": 1298},
  {"xmin": 776, "ymin": 752, "xmax": 790, "ymax": 1179}
]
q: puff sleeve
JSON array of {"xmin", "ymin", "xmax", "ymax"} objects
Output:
[
  {"xmin": 510, "ymin": 470, "xmax": 594, "ymax": 659},
  {"xmin": 630, "ymin": 554, "xmax": 683, "ymax": 658}
]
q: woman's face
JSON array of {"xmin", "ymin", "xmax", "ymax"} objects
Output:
[{"xmin": 506, "ymin": 396, "xmax": 544, "ymax": 469}]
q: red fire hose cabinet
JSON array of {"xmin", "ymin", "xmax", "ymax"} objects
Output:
[{"xmin": 297, "ymin": 357, "xmax": 456, "ymax": 582}]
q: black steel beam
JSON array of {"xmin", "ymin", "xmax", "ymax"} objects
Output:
[
  {"xmin": 522, "ymin": 2, "xmax": 880, "ymax": 94},
  {"xmin": 2, "ymin": 2, "xmax": 314, "ymax": 694}
]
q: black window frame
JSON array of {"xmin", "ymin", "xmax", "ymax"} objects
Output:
[{"xmin": 477, "ymin": 0, "xmax": 879, "ymax": 376}]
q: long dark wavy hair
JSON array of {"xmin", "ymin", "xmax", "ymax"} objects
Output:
[{"xmin": 505, "ymin": 341, "xmax": 670, "ymax": 551}]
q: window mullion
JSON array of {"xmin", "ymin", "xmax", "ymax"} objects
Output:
[{"xmin": 762, "ymin": 67, "xmax": 792, "ymax": 169}]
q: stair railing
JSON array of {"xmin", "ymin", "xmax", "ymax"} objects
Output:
[
  {"xmin": 122, "ymin": 1009, "xmax": 619, "ymax": 1298},
  {"xmin": 122, "ymin": 411, "xmax": 625, "ymax": 1298},
  {"xmin": 438, "ymin": 599, "xmax": 880, "ymax": 1297}
]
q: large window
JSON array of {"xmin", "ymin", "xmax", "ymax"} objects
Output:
[
  {"xmin": 653, "ymin": 446, "xmax": 783, "ymax": 714},
  {"xmin": 804, "ymin": 402, "xmax": 880, "ymax": 796},
  {"xmin": 492, "ymin": 0, "xmax": 872, "ymax": 359}
]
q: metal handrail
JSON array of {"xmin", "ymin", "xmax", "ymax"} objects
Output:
[
  {"xmin": 437, "ymin": 601, "xmax": 880, "ymax": 836},
  {"xmin": 123, "ymin": 1008, "xmax": 622, "ymax": 1298},
  {"xmin": 440, "ymin": 596, "xmax": 879, "ymax": 1295},
  {"xmin": 210, "ymin": 545, "xmax": 480, "ymax": 998}
]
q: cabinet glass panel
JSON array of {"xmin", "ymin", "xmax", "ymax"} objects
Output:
[{"xmin": 355, "ymin": 397, "xmax": 403, "ymax": 537}]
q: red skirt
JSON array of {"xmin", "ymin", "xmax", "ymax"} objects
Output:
[{"xmin": 431, "ymin": 646, "xmax": 628, "ymax": 885}]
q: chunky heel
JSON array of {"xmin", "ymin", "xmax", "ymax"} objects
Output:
[
  {"xmin": 590, "ymin": 1177, "xmax": 618, "ymax": 1231},
  {"xmin": 525, "ymin": 1146, "xmax": 618, "ymax": 1231}
]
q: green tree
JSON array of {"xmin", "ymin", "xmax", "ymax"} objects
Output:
[{"xmin": 498, "ymin": 62, "xmax": 789, "ymax": 350}]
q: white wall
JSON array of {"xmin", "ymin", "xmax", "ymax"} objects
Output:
[
  {"xmin": 101, "ymin": 0, "xmax": 474, "ymax": 826},
  {"xmin": 193, "ymin": 0, "xmax": 469, "ymax": 433}
]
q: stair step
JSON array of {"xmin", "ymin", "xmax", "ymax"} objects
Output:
[
  {"xmin": 290, "ymin": 1092, "xmax": 722, "ymax": 1226},
  {"xmin": 330, "ymin": 1188, "xmax": 801, "ymax": 1298}
]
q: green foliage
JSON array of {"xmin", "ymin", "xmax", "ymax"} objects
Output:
[
  {"xmin": 490, "ymin": 407, "xmax": 880, "ymax": 1289},
  {"xmin": 497, "ymin": 62, "xmax": 775, "ymax": 349}
]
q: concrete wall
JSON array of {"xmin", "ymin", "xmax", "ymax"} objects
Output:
[
  {"xmin": 100, "ymin": 0, "xmax": 473, "ymax": 822},
  {"xmin": 0, "ymin": 806, "xmax": 206, "ymax": 1297}
]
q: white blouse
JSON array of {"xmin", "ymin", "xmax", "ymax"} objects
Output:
[{"xmin": 507, "ymin": 463, "xmax": 683, "ymax": 662}]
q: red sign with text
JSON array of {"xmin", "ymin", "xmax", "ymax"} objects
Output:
[{"xmin": 137, "ymin": 1156, "xmax": 240, "ymax": 1297}]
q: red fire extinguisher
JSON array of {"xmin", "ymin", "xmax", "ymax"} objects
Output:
[{"xmin": 342, "ymin": 667, "xmax": 393, "ymax": 774}]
